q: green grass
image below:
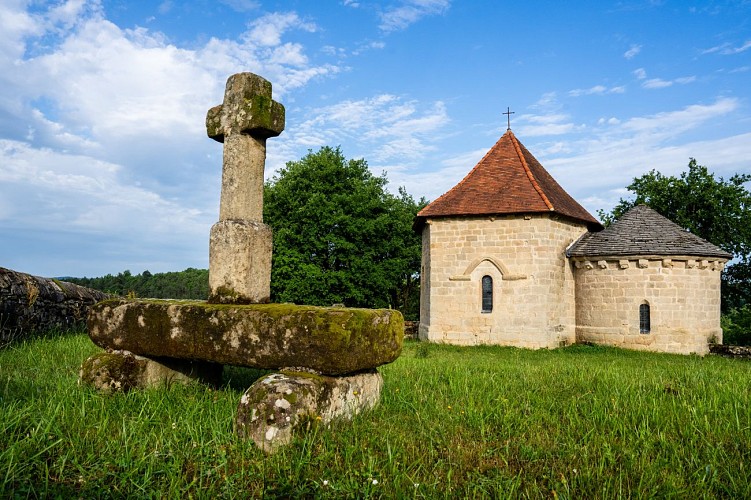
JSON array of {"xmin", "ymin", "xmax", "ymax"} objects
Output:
[{"xmin": 1, "ymin": 333, "xmax": 750, "ymax": 498}]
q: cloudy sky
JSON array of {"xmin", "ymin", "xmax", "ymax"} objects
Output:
[{"xmin": 2, "ymin": 0, "xmax": 750, "ymax": 278}]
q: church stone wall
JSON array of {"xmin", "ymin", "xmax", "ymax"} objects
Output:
[
  {"xmin": 573, "ymin": 256, "xmax": 725, "ymax": 355},
  {"xmin": 419, "ymin": 214, "xmax": 588, "ymax": 348}
]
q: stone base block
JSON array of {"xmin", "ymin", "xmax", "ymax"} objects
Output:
[
  {"xmin": 88, "ymin": 299, "xmax": 403, "ymax": 375},
  {"xmin": 79, "ymin": 350, "xmax": 223, "ymax": 393},
  {"xmin": 209, "ymin": 220, "xmax": 272, "ymax": 304},
  {"xmin": 235, "ymin": 369, "xmax": 383, "ymax": 452}
]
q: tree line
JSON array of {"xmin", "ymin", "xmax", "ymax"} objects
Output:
[{"xmin": 65, "ymin": 268, "xmax": 209, "ymax": 301}]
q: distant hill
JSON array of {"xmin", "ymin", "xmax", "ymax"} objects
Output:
[{"xmin": 65, "ymin": 268, "xmax": 209, "ymax": 300}]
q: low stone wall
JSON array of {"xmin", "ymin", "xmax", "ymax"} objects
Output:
[
  {"xmin": 1, "ymin": 267, "xmax": 110, "ymax": 346},
  {"xmin": 404, "ymin": 321, "xmax": 419, "ymax": 340},
  {"xmin": 710, "ymin": 344, "xmax": 751, "ymax": 359}
]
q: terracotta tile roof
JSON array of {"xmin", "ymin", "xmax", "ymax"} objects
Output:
[
  {"xmin": 567, "ymin": 204, "xmax": 732, "ymax": 259},
  {"xmin": 415, "ymin": 130, "xmax": 601, "ymax": 229}
]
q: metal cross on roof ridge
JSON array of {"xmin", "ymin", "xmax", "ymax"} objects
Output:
[{"xmin": 503, "ymin": 106, "xmax": 515, "ymax": 131}]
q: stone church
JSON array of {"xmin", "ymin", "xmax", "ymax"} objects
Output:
[{"xmin": 415, "ymin": 129, "xmax": 731, "ymax": 355}]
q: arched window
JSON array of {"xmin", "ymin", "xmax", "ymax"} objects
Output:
[
  {"xmin": 481, "ymin": 275, "xmax": 493, "ymax": 313},
  {"xmin": 639, "ymin": 303, "xmax": 651, "ymax": 334}
]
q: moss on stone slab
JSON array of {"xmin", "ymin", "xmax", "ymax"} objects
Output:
[{"xmin": 88, "ymin": 299, "xmax": 403, "ymax": 375}]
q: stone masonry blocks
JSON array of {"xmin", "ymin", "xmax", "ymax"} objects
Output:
[
  {"xmin": 421, "ymin": 214, "xmax": 587, "ymax": 348},
  {"xmin": 209, "ymin": 220, "xmax": 272, "ymax": 304},
  {"xmin": 573, "ymin": 257, "xmax": 725, "ymax": 354}
]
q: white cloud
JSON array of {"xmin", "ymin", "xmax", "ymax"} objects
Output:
[
  {"xmin": 597, "ymin": 117, "xmax": 621, "ymax": 125},
  {"xmin": 633, "ymin": 67, "xmax": 647, "ymax": 79},
  {"xmin": 620, "ymin": 97, "xmax": 737, "ymax": 137},
  {"xmin": 379, "ymin": 0, "xmax": 450, "ymax": 32},
  {"xmin": 158, "ymin": 1, "xmax": 173, "ymax": 15},
  {"xmin": 530, "ymin": 92, "xmax": 559, "ymax": 112},
  {"xmin": 0, "ymin": 138, "xmax": 208, "ymax": 244},
  {"xmin": 643, "ymin": 78, "xmax": 672, "ymax": 88},
  {"xmin": 272, "ymin": 95, "xmax": 450, "ymax": 172},
  {"xmin": 47, "ymin": 0, "xmax": 90, "ymax": 30},
  {"xmin": 245, "ymin": 12, "xmax": 316, "ymax": 47},
  {"xmin": 538, "ymin": 97, "xmax": 744, "ymax": 214},
  {"xmin": 219, "ymin": 0, "xmax": 260, "ymax": 12},
  {"xmin": 517, "ymin": 113, "xmax": 580, "ymax": 137},
  {"xmin": 642, "ymin": 75, "xmax": 695, "ymax": 89},
  {"xmin": 387, "ymin": 146, "xmax": 487, "ymax": 201},
  {"xmin": 702, "ymin": 40, "xmax": 751, "ymax": 55},
  {"xmin": 624, "ymin": 44, "xmax": 641, "ymax": 59},
  {"xmin": 675, "ymin": 76, "xmax": 696, "ymax": 84},
  {"xmin": 569, "ymin": 85, "xmax": 625, "ymax": 97},
  {"xmin": 547, "ymin": 130, "xmax": 751, "ymax": 217},
  {"xmin": 0, "ymin": 1, "xmax": 343, "ymax": 276}
]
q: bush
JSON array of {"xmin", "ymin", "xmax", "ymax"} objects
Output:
[{"xmin": 721, "ymin": 305, "xmax": 751, "ymax": 345}]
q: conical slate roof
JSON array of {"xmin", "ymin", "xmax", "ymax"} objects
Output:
[
  {"xmin": 567, "ymin": 204, "xmax": 732, "ymax": 259},
  {"xmin": 415, "ymin": 130, "xmax": 601, "ymax": 230}
]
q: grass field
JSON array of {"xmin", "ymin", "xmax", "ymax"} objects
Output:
[{"xmin": 1, "ymin": 331, "xmax": 749, "ymax": 498}]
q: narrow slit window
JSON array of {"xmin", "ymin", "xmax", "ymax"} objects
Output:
[
  {"xmin": 639, "ymin": 303, "xmax": 651, "ymax": 334},
  {"xmin": 481, "ymin": 275, "xmax": 493, "ymax": 313}
]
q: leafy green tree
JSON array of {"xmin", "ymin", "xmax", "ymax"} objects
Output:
[
  {"xmin": 264, "ymin": 146, "xmax": 425, "ymax": 319},
  {"xmin": 721, "ymin": 305, "xmax": 751, "ymax": 345},
  {"xmin": 598, "ymin": 158, "xmax": 751, "ymax": 311}
]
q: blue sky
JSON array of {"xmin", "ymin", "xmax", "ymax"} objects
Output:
[{"xmin": 1, "ymin": 0, "xmax": 750, "ymax": 278}]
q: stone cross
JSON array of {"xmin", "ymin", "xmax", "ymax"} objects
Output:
[{"xmin": 206, "ymin": 73, "xmax": 285, "ymax": 304}]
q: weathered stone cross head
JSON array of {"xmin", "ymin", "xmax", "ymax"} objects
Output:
[{"xmin": 206, "ymin": 73, "xmax": 285, "ymax": 143}]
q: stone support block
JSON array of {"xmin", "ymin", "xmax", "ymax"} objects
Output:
[
  {"xmin": 88, "ymin": 299, "xmax": 403, "ymax": 375},
  {"xmin": 79, "ymin": 350, "xmax": 222, "ymax": 393},
  {"xmin": 209, "ymin": 220, "xmax": 272, "ymax": 304},
  {"xmin": 235, "ymin": 370, "xmax": 383, "ymax": 452}
]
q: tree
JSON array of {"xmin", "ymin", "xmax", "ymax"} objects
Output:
[
  {"xmin": 263, "ymin": 146, "xmax": 425, "ymax": 319},
  {"xmin": 598, "ymin": 158, "xmax": 751, "ymax": 311}
]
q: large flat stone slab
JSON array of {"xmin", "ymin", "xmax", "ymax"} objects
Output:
[{"xmin": 88, "ymin": 300, "xmax": 403, "ymax": 375}]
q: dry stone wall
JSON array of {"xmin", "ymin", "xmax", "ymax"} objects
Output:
[{"xmin": 0, "ymin": 267, "xmax": 110, "ymax": 345}]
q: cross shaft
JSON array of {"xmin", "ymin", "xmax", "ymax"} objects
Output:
[{"xmin": 206, "ymin": 73, "xmax": 285, "ymax": 222}]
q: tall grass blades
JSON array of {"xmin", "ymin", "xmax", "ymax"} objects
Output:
[{"xmin": 1, "ymin": 335, "xmax": 749, "ymax": 497}]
